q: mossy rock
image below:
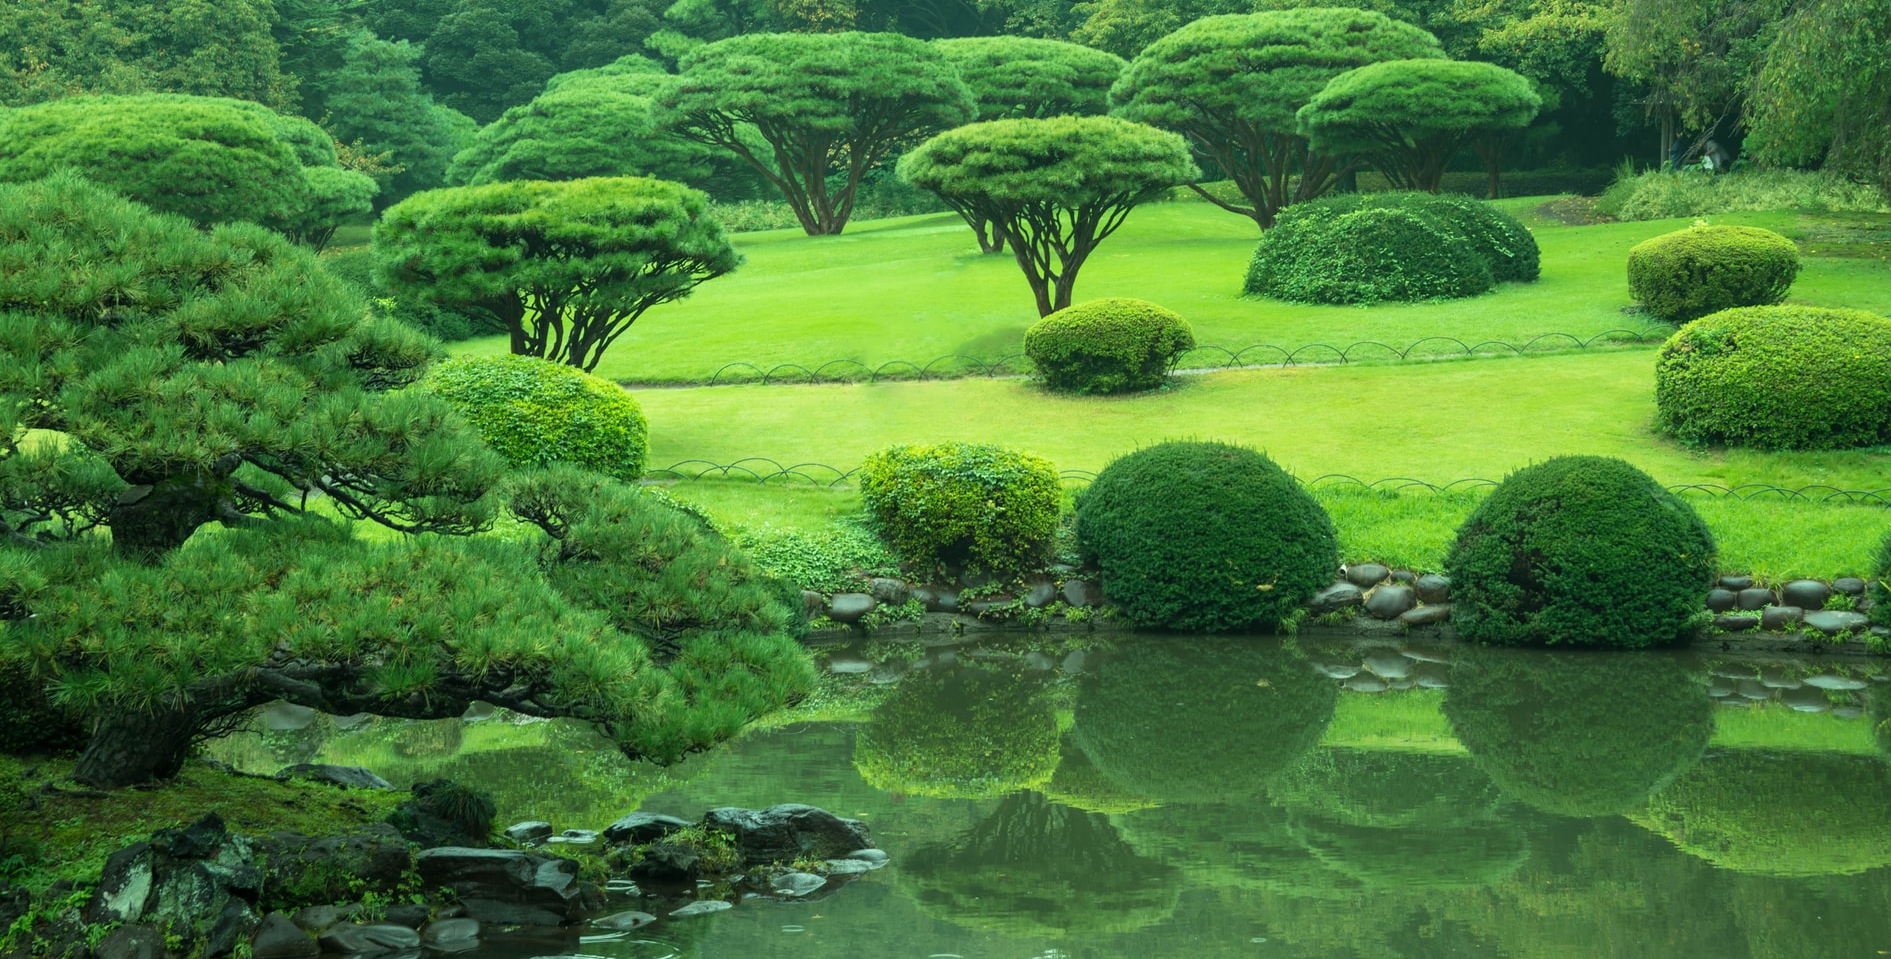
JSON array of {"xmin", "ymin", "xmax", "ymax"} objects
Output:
[
  {"xmin": 1073, "ymin": 638, "xmax": 1337, "ymax": 803},
  {"xmin": 853, "ymin": 665, "xmax": 1060, "ymax": 799},
  {"xmin": 1442, "ymin": 647, "xmax": 1713, "ymax": 817},
  {"xmin": 1634, "ymin": 748, "xmax": 1891, "ymax": 877}
]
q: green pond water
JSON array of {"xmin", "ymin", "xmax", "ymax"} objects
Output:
[{"xmin": 218, "ymin": 637, "xmax": 1891, "ymax": 959}]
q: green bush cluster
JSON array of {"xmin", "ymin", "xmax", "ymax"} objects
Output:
[
  {"xmin": 1654, "ymin": 305, "xmax": 1891, "ymax": 450},
  {"xmin": 1636, "ymin": 749, "xmax": 1891, "ymax": 877},
  {"xmin": 1023, "ymin": 297, "xmax": 1196, "ymax": 394},
  {"xmin": 858, "ymin": 442, "xmax": 1061, "ymax": 575},
  {"xmin": 1445, "ymin": 456, "xmax": 1716, "ymax": 648},
  {"xmin": 853, "ymin": 666, "xmax": 1059, "ymax": 799},
  {"xmin": 424, "ymin": 354, "xmax": 648, "ymax": 482},
  {"xmin": 1596, "ymin": 168, "xmax": 1891, "ymax": 221},
  {"xmin": 1075, "ymin": 441, "xmax": 1336, "ymax": 632},
  {"xmin": 1244, "ymin": 192, "xmax": 1538, "ymax": 305},
  {"xmin": 1626, "ymin": 224, "xmax": 1800, "ymax": 322}
]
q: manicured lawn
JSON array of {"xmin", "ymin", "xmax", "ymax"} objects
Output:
[{"xmin": 446, "ymin": 200, "xmax": 1891, "ymax": 384}]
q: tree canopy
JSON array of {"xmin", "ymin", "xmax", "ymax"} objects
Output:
[
  {"xmin": 1111, "ymin": 9, "xmax": 1445, "ymax": 229},
  {"xmin": 1297, "ymin": 58, "xmax": 1541, "ymax": 192},
  {"xmin": 448, "ymin": 56, "xmax": 716, "ymax": 188},
  {"xmin": 374, "ymin": 177, "xmax": 741, "ymax": 371},
  {"xmin": 322, "ymin": 31, "xmax": 478, "ymax": 208},
  {"xmin": 0, "ymin": 0, "xmax": 290, "ymax": 109},
  {"xmin": 932, "ymin": 36, "xmax": 1125, "ymax": 120},
  {"xmin": 657, "ymin": 31, "xmax": 974, "ymax": 235},
  {"xmin": 1744, "ymin": 0, "xmax": 1891, "ymax": 196},
  {"xmin": 900, "ymin": 115, "xmax": 1196, "ymax": 315}
]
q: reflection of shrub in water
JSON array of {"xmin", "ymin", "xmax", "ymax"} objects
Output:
[
  {"xmin": 1290, "ymin": 815, "xmax": 1529, "ymax": 889},
  {"xmin": 1042, "ymin": 736, "xmax": 1161, "ymax": 815},
  {"xmin": 1870, "ymin": 683, "xmax": 1891, "ymax": 756},
  {"xmin": 900, "ymin": 791, "xmax": 1180, "ymax": 939},
  {"xmin": 1073, "ymin": 638, "xmax": 1337, "ymax": 803},
  {"xmin": 1443, "ymin": 648, "xmax": 1712, "ymax": 817},
  {"xmin": 854, "ymin": 665, "xmax": 1059, "ymax": 799},
  {"xmin": 391, "ymin": 720, "xmax": 464, "ymax": 758},
  {"xmin": 1634, "ymin": 748, "xmax": 1891, "ymax": 877}
]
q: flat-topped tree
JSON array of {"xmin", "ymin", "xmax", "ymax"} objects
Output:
[
  {"xmin": 1111, "ymin": 10, "xmax": 1444, "ymax": 230},
  {"xmin": 656, "ymin": 32, "xmax": 975, "ymax": 236},
  {"xmin": 900, "ymin": 116, "xmax": 1197, "ymax": 316},
  {"xmin": 1297, "ymin": 59, "xmax": 1541, "ymax": 193},
  {"xmin": 0, "ymin": 176, "xmax": 812, "ymax": 788},
  {"xmin": 373, "ymin": 177, "xmax": 741, "ymax": 372},
  {"xmin": 931, "ymin": 36, "xmax": 1128, "ymax": 253}
]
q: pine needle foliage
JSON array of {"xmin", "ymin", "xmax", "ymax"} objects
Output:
[{"xmin": 1297, "ymin": 59, "xmax": 1541, "ymax": 193}]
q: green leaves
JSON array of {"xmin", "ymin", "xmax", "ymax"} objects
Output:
[
  {"xmin": 425, "ymin": 354, "xmax": 649, "ymax": 482},
  {"xmin": 1024, "ymin": 297, "xmax": 1195, "ymax": 394},
  {"xmin": 932, "ymin": 36, "xmax": 1125, "ymax": 122},
  {"xmin": 1296, "ymin": 59, "xmax": 1540, "ymax": 191},
  {"xmin": 859, "ymin": 442, "xmax": 1062, "ymax": 576}
]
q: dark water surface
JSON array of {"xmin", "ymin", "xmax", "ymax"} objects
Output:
[{"xmin": 221, "ymin": 637, "xmax": 1891, "ymax": 959}]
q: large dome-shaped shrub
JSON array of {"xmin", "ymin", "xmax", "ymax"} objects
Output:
[
  {"xmin": 1626, "ymin": 224, "xmax": 1800, "ymax": 322},
  {"xmin": 859, "ymin": 442, "xmax": 1061, "ymax": 575},
  {"xmin": 1634, "ymin": 749, "xmax": 1891, "ymax": 877},
  {"xmin": 424, "ymin": 354, "xmax": 648, "ymax": 481},
  {"xmin": 1445, "ymin": 456, "xmax": 1715, "ymax": 647},
  {"xmin": 853, "ymin": 665, "xmax": 1059, "ymax": 799},
  {"xmin": 1073, "ymin": 638, "xmax": 1337, "ymax": 803},
  {"xmin": 1655, "ymin": 306, "xmax": 1891, "ymax": 450},
  {"xmin": 1244, "ymin": 192, "xmax": 1538, "ymax": 304},
  {"xmin": 1024, "ymin": 298, "xmax": 1195, "ymax": 394},
  {"xmin": 1443, "ymin": 648, "xmax": 1713, "ymax": 817},
  {"xmin": 1076, "ymin": 441, "xmax": 1336, "ymax": 631}
]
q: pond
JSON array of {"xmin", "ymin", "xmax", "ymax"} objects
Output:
[{"xmin": 217, "ymin": 636, "xmax": 1891, "ymax": 959}]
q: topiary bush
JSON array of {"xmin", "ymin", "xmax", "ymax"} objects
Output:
[
  {"xmin": 424, "ymin": 354, "xmax": 648, "ymax": 482},
  {"xmin": 1654, "ymin": 305, "xmax": 1891, "ymax": 450},
  {"xmin": 1445, "ymin": 456, "xmax": 1716, "ymax": 647},
  {"xmin": 1634, "ymin": 749, "xmax": 1891, "ymax": 877},
  {"xmin": 1243, "ymin": 192, "xmax": 1539, "ymax": 305},
  {"xmin": 859, "ymin": 442, "xmax": 1061, "ymax": 575},
  {"xmin": 1076, "ymin": 441, "xmax": 1336, "ymax": 631},
  {"xmin": 853, "ymin": 665, "xmax": 1060, "ymax": 799},
  {"xmin": 1626, "ymin": 224, "xmax": 1800, "ymax": 322},
  {"xmin": 1024, "ymin": 298, "xmax": 1196, "ymax": 394}
]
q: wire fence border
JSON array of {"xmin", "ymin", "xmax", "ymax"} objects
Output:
[
  {"xmin": 697, "ymin": 328, "xmax": 1672, "ymax": 386},
  {"xmin": 643, "ymin": 460, "xmax": 1891, "ymax": 507}
]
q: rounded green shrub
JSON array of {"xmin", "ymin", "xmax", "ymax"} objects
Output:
[
  {"xmin": 1073, "ymin": 638, "xmax": 1337, "ymax": 803},
  {"xmin": 1445, "ymin": 456, "xmax": 1716, "ymax": 647},
  {"xmin": 1314, "ymin": 191, "xmax": 1540, "ymax": 282},
  {"xmin": 1626, "ymin": 224, "xmax": 1800, "ymax": 322},
  {"xmin": 859, "ymin": 442, "xmax": 1061, "ymax": 575},
  {"xmin": 424, "ymin": 354, "xmax": 648, "ymax": 482},
  {"xmin": 853, "ymin": 666, "xmax": 1059, "ymax": 799},
  {"xmin": 1076, "ymin": 441, "xmax": 1336, "ymax": 631},
  {"xmin": 1024, "ymin": 298, "xmax": 1196, "ymax": 394},
  {"xmin": 1654, "ymin": 305, "xmax": 1891, "ymax": 450},
  {"xmin": 1443, "ymin": 648, "xmax": 1713, "ymax": 817},
  {"xmin": 1635, "ymin": 749, "xmax": 1891, "ymax": 877}
]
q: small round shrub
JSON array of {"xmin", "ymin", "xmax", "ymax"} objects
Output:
[
  {"xmin": 853, "ymin": 666, "xmax": 1059, "ymax": 799},
  {"xmin": 1635, "ymin": 749, "xmax": 1891, "ymax": 876},
  {"xmin": 1626, "ymin": 224, "xmax": 1800, "ymax": 322},
  {"xmin": 859, "ymin": 442, "xmax": 1061, "ymax": 575},
  {"xmin": 1076, "ymin": 441, "xmax": 1336, "ymax": 631},
  {"xmin": 1655, "ymin": 305, "xmax": 1891, "ymax": 450},
  {"xmin": 1024, "ymin": 298, "xmax": 1196, "ymax": 394},
  {"xmin": 1312, "ymin": 191, "xmax": 1541, "ymax": 282},
  {"xmin": 1445, "ymin": 455, "xmax": 1715, "ymax": 647},
  {"xmin": 424, "ymin": 354, "xmax": 648, "ymax": 482},
  {"xmin": 1246, "ymin": 204, "xmax": 1493, "ymax": 304}
]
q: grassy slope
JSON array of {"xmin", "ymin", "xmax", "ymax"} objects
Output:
[{"xmin": 447, "ymin": 201, "xmax": 1891, "ymax": 384}]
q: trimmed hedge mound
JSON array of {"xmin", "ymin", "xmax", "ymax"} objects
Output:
[
  {"xmin": 1655, "ymin": 305, "xmax": 1891, "ymax": 450},
  {"xmin": 1626, "ymin": 224, "xmax": 1800, "ymax": 322},
  {"xmin": 853, "ymin": 666, "xmax": 1059, "ymax": 799},
  {"xmin": 1243, "ymin": 192, "xmax": 1538, "ymax": 304},
  {"xmin": 1445, "ymin": 456, "xmax": 1715, "ymax": 648},
  {"xmin": 1076, "ymin": 441, "xmax": 1336, "ymax": 632},
  {"xmin": 424, "ymin": 355, "xmax": 648, "ymax": 482},
  {"xmin": 859, "ymin": 442, "xmax": 1061, "ymax": 575},
  {"xmin": 1635, "ymin": 749, "xmax": 1891, "ymax": 877},
  {"xmin": 1024, "ymin": 298, "xmax": 1195, "ymax": 394}
]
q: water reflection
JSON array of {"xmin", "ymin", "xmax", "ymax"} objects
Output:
[
  {"xmin": 1635, "ymin": 748, "xmax": 1891, "ymax": 876},
  {"xmin": 852, "ymin": 665, "xmax": 1059, "ymax": 799}
]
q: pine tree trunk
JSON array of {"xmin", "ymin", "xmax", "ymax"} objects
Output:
[{"xmin": 73, "ymin": 706, "xmax": 201, "ymax": 788}]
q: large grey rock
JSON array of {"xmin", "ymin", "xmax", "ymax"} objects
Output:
[
  {"xmin": 702, "ymin": 805, "xmax": 872, "ymax": 865},
  {"xmin": 1414, "ymin": 574, "xmax": 1451, "ymax": 604},
  {"xmin": 1061, "ymin": 580, "xmax": 1102, "ymax": 608},
  {"xmin": 1364, "ymin": 585, "xmax": 1416, "ymax": 620},
  {"xmin": 624, "ymin": 837, "xmax": 703, "ymax": 881},
  {"xmin": 413, "ymin": 848, "xmax": 597, "ymax": 926},
  {"xmin": 1024, "ymin": 581, "xmax": 1059, "ymax": 608},
  {"xmin": 826, "ymin": 593, "xmax": 877, "ymax": 623},
  {"xmin": 603, "ymin": 812, "xmax": 692, "ymax": 845},
  {"xmin": 1345, "ymin": 564, "xmax": 1390, "ymax": 588},
  {"xmin": 1781, "ymin": 579, "xmax": 1832, "ymax": 611},
  {"xmin": 289, "ymin": 905, "xmax": 344, "ymax": 933},
  {"xmin": 1312, "ymin": 661, "xmax": 1360, "ymax": 680},
  {"xmin": 1804, "ymin": 610, "xmax": 1870, "ymax": 636},
  {"xmin": 250, "ymin": 913, "xmax": 318, "ymax": 959},
  {"xmin": 258, "ymin": 824, "xmax": 412, "ymax": 906},
  {"xmin": 1399, "ymin": 604, "xmax": 1450, "ymax": 626},
  {"xmin": 1759, "ymin": 666, "xmax": 1801, "ymax": 689},
  {"xmin": 420, "ymin": 918, "xmax": 481, "ymax": 945},
  {"xmin": 867, "ymin": 577, "xmax": 911, "ymax": 605},
  {"xmin": 1761, "ymin": 606, "xmax": 1803, "ymax": 631},
  {"xmin": 95, "ymin": 923, "xmax": 166, "ymax": 959},
  {"xmin": 1714, "ymin": 613, "xmax": 1759, "ymax": 632},
  {"xmin": 912, "ymin": 586, "xmax": 959, "ymax": 612},
  {"xmin": 504, "ymin": 822, "xmax": 554, "ymax": 845},
  {"xmin": 90, "ymin": 815, "xmax": 263, "ymax": 958},
  {"xmin": 318, "ymin": 923, "xmax": 420, "ymax": 955},
  {"xmin": 840, "ymin": 848, "xmax": 888, "ymax": 865},
  {"xmin": 1307, "ymin": 582, "xmax": 1363, "ymax": 615},
  {"xmin": 275, "ymin": 764, "xmax": 392, "ymax": 790},
  {"xmin": 668, "ymin": 901, "xmax": 733, "ymax": 919},
  {"xmin": 1737, "ymin": 588, "xmax": 1776, "ymax": 611},
  {"xmin": 1781, "ymin": 686, "xmax": 1831, "ymax": 713},
  {"xmin": 1718, "ymin": 574, "xmax": 1754, "ymax": 591},
  {"xmin": 1705, "ymin": 589, "xmax": 1737, "ymax": 613},
  {"xmin": 381, "ymin": 904, "xmax": 431, "ymax": 929},
  {"xmin": 388, "ymin": 779, "xmax": 495, "ymax": 849},
  {"xmin": 821, "ymin": 858, "xmax": 874, "ymax": 876},
  {"xmin": 1833, "ymin": 576, "xmax": 1868, "ymax": 596}
]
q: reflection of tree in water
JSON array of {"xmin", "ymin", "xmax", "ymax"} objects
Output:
[
  {"xmin": 853, "ymin": 664, "xmax": 1060, "ymax": 799},
  {"xmin": 1871, "ymin": 683, "xmax": 1891, "ymax": 756},
  {"xmin": 1073, "ymin": 638, "xmax": 1336, "ymax": 803},
  {"xmin": 1633, "ymin": 747, "xmax": 1891, "ymax": 876},
  {"xmin": 1271, "ymin": 748, "xmax": 1528, "ymax": 889},
  {"xmin": 1043, "ymin": 736, "xmax": 1162, "ymax": 815},
  {"xmin": 900, "ymin": 791, "xmax": 1180, "ymax": 939},
  {"xmin": 1442, "ymin": 648, "xmax": 1712, "ymax": 817}
]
